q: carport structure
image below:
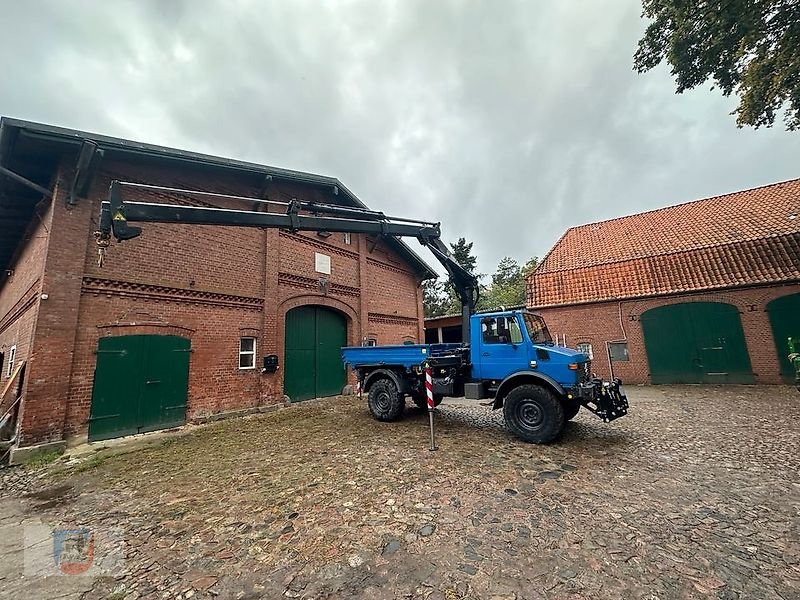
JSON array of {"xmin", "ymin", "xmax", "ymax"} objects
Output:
[{"xmin": 528, "ymin": 178, "xmax": 800, "ymax": 385}]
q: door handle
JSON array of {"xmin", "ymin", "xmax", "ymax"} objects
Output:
[
  {"xmin": 146, "ymin": 380, "xmax": 161, "ymax": 385},
  {"xmin": 482, "ymin": 352, "xmax": 490, "ymax": 357}
]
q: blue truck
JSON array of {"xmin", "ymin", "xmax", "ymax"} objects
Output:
[
  {"xmin": 343, "ymin": 309, "xmax": 628, "ymax": 444},
  {"xmin": 97, "ymin": 179, "xmax": 628, "ymax": 443}
]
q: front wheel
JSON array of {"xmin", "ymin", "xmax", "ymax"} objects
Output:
[
  {"xmin": 563, "ymin": 399, "xmax": 580, "ymax": 421},
  {"xmin": 367, "ymin": 378, "xmax": 405, "ymax": 422},
  {"xmin": 503, "ymin": 384, "xmax": 565, "ymax": 444}
]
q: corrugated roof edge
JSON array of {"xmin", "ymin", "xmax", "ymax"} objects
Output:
[{"xmin": 0, "ymin": 116, "xmax": 437, "ymax": 279}]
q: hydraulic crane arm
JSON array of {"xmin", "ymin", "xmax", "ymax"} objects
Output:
[{"xmin": 95, "ymin": 180, "xmax": 479, "ymax": 341}]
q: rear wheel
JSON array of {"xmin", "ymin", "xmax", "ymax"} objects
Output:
[
  {"xmin": 367, "ymin": 378, "xmax": 405, "ymax": 422},
  {"xmin": 503, "ymin": 384, "xmax": 565, "ymax": 444}
]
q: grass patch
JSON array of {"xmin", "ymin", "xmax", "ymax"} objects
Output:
[{"xmin": 25, "ymin": 450, "xmax": 62, "ymax": 469}]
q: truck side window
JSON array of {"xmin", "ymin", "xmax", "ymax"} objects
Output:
[{"xmin": 482, "ymin": 316, "xmax": 521, "ymax": 345}]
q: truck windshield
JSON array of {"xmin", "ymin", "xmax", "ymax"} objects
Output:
[{"xmin": 522, "ymin": 312, "xmax": 552, "ymax": 344}]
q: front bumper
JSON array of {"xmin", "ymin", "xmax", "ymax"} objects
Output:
[{"xmin": 569, "ymin": 378, "xmax": 629, "ymax": 422}]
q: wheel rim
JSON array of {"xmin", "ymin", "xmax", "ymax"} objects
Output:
[
  {"xmin": 374, "ymin": 390, "xmax": 391, "ymax": 412},
  {"xmin": 515, "ymin": 398, "xmax": 544, "ymax": 432}
]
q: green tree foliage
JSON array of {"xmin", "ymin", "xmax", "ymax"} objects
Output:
[
  {"xmin": 634, "ymin": 0, "xmax": 800, "ymax": 129},
  {"xmin": 422, "ymin": 278, "xmax": 450, "ymax": 318},
  {"xmin": 421, "ymin": 237, "xmax": 539, "ymax": 317},
  {"xmin": 482, "ymin": 256, "xmax": 539, "ymax": 310}
]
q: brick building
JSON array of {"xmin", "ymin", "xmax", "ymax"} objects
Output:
[
  {"xmin": 528, "ymin": 179, "xmax": 800, "ymax": 385},
  {"xmin": 0, "ymin": 118, "xmax": 434, "ymax": 460}
]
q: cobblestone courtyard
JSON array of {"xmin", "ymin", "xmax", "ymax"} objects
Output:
[{"xmin": 1, "ymin": 386, "xmax": 799, "ymax": 600}]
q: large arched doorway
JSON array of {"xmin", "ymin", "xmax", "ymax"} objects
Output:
[
  {"xmin": 641, "ymin": 302, "xmax": 753, "ymax": 384},
  {"xmin": 89, "ymin": 335, "xmax": 190, "ymax": 441},
  {"xmin": 767, "ymin": 293, "xmax": 800, "ymax": 383},
  {"xmin": 284, "ymin": 305, "xmax": 347, "ymax": 402}
]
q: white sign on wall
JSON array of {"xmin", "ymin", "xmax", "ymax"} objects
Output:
[{"xmin": 314, "ymin": 252, "xmax": 331, "ymax": 275}]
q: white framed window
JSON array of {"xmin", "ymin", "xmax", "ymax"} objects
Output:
[
  {"xmin": 239, "ymin": 337, "xmax": 256, "ymax": 369},
  {"xmin": 343, "ymin": 232, "xmax": 351, "ymax": 245},
  {"xmin": 576, "ymin": 342, "xmax": 593, "ymax": 360},
  {"xmin": 6, "ymin": 345, "xmax": 16, "ymax": 377}
]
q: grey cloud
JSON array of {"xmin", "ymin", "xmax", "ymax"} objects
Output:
[{"xmin": 1, "ymin": 0, "xmax": 798, "ymax": 276}]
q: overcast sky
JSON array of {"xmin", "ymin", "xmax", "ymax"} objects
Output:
[{"xmin": 1, "ymin": 0, "xmax": 798, "ymax": 276}]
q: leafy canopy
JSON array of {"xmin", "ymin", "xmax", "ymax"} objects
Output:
[
  {"xmin": 422, "ymin": 236, "xmax": 538, "ymax": 318},
  {"xmin": 634, "ymin": 0, "xmax": 800, "ymax": 130}
]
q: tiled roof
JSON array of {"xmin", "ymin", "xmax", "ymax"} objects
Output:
[{"xmin": 529, "ymin": 179, "xmax": 800, "ymax": 307}]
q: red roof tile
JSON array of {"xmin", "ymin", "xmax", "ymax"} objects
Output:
[{"xmin": 529, "ymin": 179, "xmax": 800, "ymax": 307}]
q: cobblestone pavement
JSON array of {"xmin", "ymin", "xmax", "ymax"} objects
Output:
[{"xmin": 1, "ymin": 386, "xmax": 799, "ymax": 600}]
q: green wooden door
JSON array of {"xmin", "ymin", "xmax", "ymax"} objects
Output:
[
  {"xmin": 284, "ymin": 306, "xmax": 347, "ymax": 401},
  {"xmin": 767, "ymin": 293, "xmax": 800, "ymax": 383},
  {"xmin": 89, "ymin": 335, "xmax": 190, "ymax": 441},
  {"xmin": 641, "ymin": 302, "xmax": 754, "ymax": 384}
]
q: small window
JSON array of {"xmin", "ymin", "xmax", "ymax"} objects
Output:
[
  {"xmin": 363, "ymin": 337, "xmax": 377, "ymax": 347},
  {"xmin": 576, "ymin": 342, "xmax": 593, "ymax": 360},
  {"xmin": 6, "ymin": 345, "xmax": 16, "ymax": 377},
  {"xmin": 343, "ymin": 232, "xmax": 351, "ymax": 245},
  {"xmin": 482, "ymin": 316, "xmax": 521, "ymax": 345},
  {"xmin": 239, "ymin": 337, "xmax": 256, "ymax": 369},
  {"xmin": 609, "ymin": 341, "xmax": 629, "ymax": 362}
]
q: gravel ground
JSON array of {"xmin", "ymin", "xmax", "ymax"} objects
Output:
[{"xmin": 1, "ymin": 386, "xmax": 799, "ymax": 600}]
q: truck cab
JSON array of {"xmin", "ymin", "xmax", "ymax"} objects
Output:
[{"xmin": 470, "ymin": 310, "xmax": 588, "ymax": 389}]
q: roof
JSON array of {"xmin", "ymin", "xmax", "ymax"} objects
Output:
[
  {"xmin": 0, "ymin": 117, "xmax": 436, "ymax": 278},
  {"xmin": 530, "ymin": 179, "xmax": 800, "ymax": 307}
]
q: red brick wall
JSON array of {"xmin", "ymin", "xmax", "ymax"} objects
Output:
[
  {"xmin": 0, "ymin": 197, "xmax": 51, "ymax": 419},
  {"xmin": 8, "ymin": 156, "xmax": 425, "ymax": 446},
  {"xmin": 533, "ymin": 283, "xmax": 800, "ymax": 384}
]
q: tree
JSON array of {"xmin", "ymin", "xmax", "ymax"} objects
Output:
[
  {"xmin": 482, "ymin": 256, "xmax": 539, "ymax": 309},
  {"xmin": 634, "ymin": 1, "xmax": 800, "ymax": 130},
  {"xmin": 445, "ymin": 237, "xmax": 483, "ymax": 314},
  {"xmin": 422, "ymin": 278, "xmax": 449, "ymax": 318}
]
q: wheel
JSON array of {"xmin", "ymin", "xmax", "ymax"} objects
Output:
[
  {"xmin": 563, "ymin": 398, "xmax": 580, "ymax": 421},
  {"xmin": 367, "ymin": 378, "xmax": 405, "ymax": 422},
  {"xmin": 411, "ymin": 393, "xmax": 443, "ymax": 409},
  {"xmin": 502, "ymin": 384, "xmax": 565, "ymax": 444}
]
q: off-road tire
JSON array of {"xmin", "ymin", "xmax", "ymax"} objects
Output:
[
  {"xmin": 367, "ymin": 378, "xmax": 405, "ymax": 422},
  {"xmin": 563, "ymin": 399, "xmax": 581, "ymax": 421},
  {"xmin": 503, "ymin": 384, "xmax": 565, "ymax": 444},
  {"xmin": 411, "ymin": 394, "xmax": 443, "ymax": 409}
]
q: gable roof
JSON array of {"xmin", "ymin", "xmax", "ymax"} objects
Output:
[
  {"xmin": 529, "ymin": 179, "xmax": 800, "ymax": 307},
  {"xmin": 0, "ymin": 117, "xmax": 437, "ymax": 278}
]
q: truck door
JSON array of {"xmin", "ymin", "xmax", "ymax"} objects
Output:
[{"xmin": 474, "ymin": 315, "xmax": 527, "ymax": 381}]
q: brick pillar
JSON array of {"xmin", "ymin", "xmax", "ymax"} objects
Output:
[
  {"xmin": 357, "ymin": 235, "xmax": 368, "ymax": 344},
  {"xmin": 17, "ymin": 170, "xmax": 93, "ymax": 446},
  {"xmin": 262, "ymin": 226, "xmax": 281, "ymax": 402}
]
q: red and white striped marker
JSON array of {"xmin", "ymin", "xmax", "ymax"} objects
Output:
[
  {"xmin": 425, "ymin": 365, "xmax": 437, "ymax": 451},
  {"xmin": 425, "ymin": 367, "xmax": 434, "ymax": 410}
]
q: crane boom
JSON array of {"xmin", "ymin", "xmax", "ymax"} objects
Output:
[{"xmin": 95, "ymin": 180, "xmax": 479, "ymax": 341}]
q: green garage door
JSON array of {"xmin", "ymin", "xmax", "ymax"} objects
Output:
[
  {"xmin": 284, "ymin": 306, "xmax": 347, "ymax": 402},
  {"xmin": 641, "ymin": 302, "xmax": 754, "ymax": 384},
  {"xmin": 88, "ymin": 335, "xmax": 190, "ymax": 442},
  {"xmin": 767, "ymin": 293, "xmax": 800, "ymax": 383}
]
